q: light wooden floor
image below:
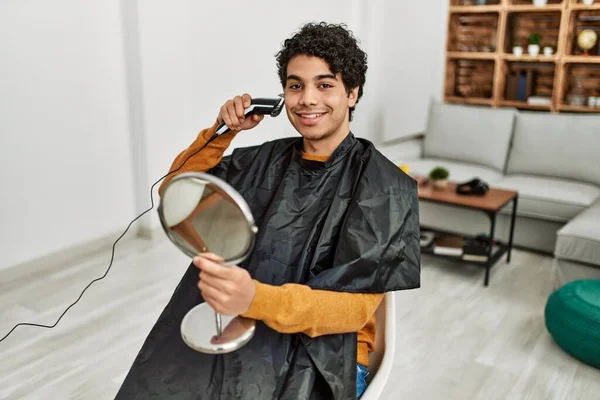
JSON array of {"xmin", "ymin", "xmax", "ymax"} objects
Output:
[{"xmin": 1, "ymin": 236, "xmax": 599, "ymax": 399}]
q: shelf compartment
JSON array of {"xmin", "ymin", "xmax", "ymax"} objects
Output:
[
  {"xmin": 500, "ymin": 61, "xmax": 556, "ymax": 106},
  {"xmin": 448, "ymin": 12, "xmax": 500, "ymax": 52},
  {"xmin": 445, "ymin": 59, "xmax": 496, "ymax": 100},
  {"xmin": 565, "ymin": 10, "xmax": 600, "ymax": 56},
  {"xmin": 561, "ymin": 63, "xmax": 600, "ymax": 110},
  {"xmin": 570, "ymin": 0, "xmax": 600, "ymax": 11},
  {"xmin": 505, "ymin": 11, "xmax": 563, "ymax": 52}
]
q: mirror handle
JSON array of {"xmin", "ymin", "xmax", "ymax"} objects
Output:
[{"xmin": 215, "ymin": 311, "xmax": 223, "ymax": 337}]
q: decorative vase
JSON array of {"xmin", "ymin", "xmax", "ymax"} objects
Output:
[
  {"xmin": 578, "ymin": 29, "xmax": 598, "ymax": 56},
  {"xmin": 513, "ymin": 45, "xmax": 524, "ymax": 56},
  {"xmin": 432, "ymin": 179, "xmax": 448, "ymax": 190},
  {"xmin": 543, "ymin": 46, "xmax": 554, "ymax": 56},
  {"xmin": 528, "ymin": 44, "xmax": 540, "ymax": 56},
  {"xmin": 533, "ymin": 0, "xmax": 548, "ymax": 6}
]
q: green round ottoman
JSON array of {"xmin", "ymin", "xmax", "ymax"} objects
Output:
[{"xmin": 545, "ymin": 279, "xmax": 600, "ymax": 369}]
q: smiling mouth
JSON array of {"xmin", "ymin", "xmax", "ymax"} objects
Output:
[{"xmin": 296, "ymin": 112, "xmax": 326, "ymax": 120}]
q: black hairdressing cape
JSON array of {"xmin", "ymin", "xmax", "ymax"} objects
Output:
[{"xmin": 115, "ymin": 132, "xmax": 420, "ymax": 400}]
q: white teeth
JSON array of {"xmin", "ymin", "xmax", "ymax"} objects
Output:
[{"xmin": 300, "ymin": 113, "xmax": 323, "ymax": 119}]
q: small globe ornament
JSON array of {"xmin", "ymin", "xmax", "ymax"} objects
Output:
[{"xmin": 577, "ymin": 29, "xmax": 598, "ymax": 56}]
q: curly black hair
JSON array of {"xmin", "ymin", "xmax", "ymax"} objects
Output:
[{"xmin": 275, "ymin": 22, "xmax": 368, "ymax": 122}]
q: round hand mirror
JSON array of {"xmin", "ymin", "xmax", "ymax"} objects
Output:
[{"xmin": 158, "ymin": 172, "xmax": 258, "ymax": 354}]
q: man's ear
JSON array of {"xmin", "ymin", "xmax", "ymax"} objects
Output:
[{"xmin": 348, "ymin": 87, "xmax": 359, "ymax": 107}]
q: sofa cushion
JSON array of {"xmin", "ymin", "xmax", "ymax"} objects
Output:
[
  {"xmin": 494, "ymin": 175, "xmax": 600, "ymax": 222},
  {"xmin": 378, "ymin": 136, "xmax": 424, "ymax": 165},
  {"xmin": 423, "ymin": 102, "xmax": 515, "ymax": 172},
  {"xmin": 506, "ymin": 112, "xmax": 600, "ymax": 186},
  {"xmin": 404, "ymin": 157, "xmax": 504, "ymax": 185},
  {"xmin": 555, "ymin": 200, "xmax": 600, "ymax": 268}
]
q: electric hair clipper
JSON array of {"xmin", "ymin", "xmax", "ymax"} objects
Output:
[{"xmin": 216, "ymin": 94, "xmax": 285, "ymax": 135}]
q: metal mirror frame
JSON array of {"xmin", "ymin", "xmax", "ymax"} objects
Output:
[{"xmin": 157, "ymin": 171, "xmax": 258, "ymax": 265}]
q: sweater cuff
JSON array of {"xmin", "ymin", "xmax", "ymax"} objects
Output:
[{"xmin": 242, "ymin": 280, "xmax": 277, "ymax": 320}]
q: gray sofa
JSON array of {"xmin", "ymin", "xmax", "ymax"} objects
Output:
[{"xmin": 380, "ymin": 101, "xmax": 600, "ymax": 288}]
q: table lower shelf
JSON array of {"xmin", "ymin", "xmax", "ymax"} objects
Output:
[
  {"xmin": 420, "ymin": 226, "xmax": 509, "ymax": 269},
  {"xmin": 420, "ymin": 242, "xmax": 508, "ymax": 267}
]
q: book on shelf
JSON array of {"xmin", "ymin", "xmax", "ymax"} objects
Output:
[
  {"xmin": 433, "ymin": 235, "xmax": 464, "ymax": 256},
  {"xmin": 427, "ymin": 233, "xmax": 494, "ymax": 261},
  {"xmin": 462, "ymin": 253, "xmax": 489, "ymax": 262}
]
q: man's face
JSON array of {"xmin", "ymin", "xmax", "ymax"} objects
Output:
[{"xmin": 284, "ymin": 55, "xmax": 358, "ymax": 142}]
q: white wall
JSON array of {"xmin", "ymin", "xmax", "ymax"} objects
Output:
[
  {"xmin": 0, "ymin": 0, "xmax": 135, "ymax": 270},
  {"xmin": 0, "ymin": 0, "xmax": 448, "ymax": 270},
  {"xmin": 375, "ymin": 0, "xmax": 449, "ymax": 143}
]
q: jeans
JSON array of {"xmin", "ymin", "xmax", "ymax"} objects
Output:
[{"xmin": 356, "ymin": 363, "xmax": 369, "ymax": 399}]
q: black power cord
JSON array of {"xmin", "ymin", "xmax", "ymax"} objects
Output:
[{"xmin": 0, "ymin": 133, "xmax": 218, "ymax": 344}]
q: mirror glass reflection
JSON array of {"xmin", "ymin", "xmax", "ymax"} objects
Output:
[{"xmin": 160, "ymin": 175, "xmax": 255, "ymax": 264}]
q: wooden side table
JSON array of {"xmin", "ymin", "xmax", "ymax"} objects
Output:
[{"xmin": 417, "ymin": 179, "xmax": 519, "ymax": 286}]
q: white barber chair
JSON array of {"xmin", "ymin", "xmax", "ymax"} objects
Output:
[{"xmin": 360, "ymin": 290, "xmax": 396, "ymax": 399}]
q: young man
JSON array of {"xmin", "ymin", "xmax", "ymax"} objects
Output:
[{"xmin": 117, "ymin": 22, "xmax": 420, "ymax": 400}]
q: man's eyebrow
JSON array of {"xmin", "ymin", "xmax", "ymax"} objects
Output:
[
  {"xmin": 315, "ymin": 74, "xmax": 338, "ymax": 81},
  {"xmin": 286, "ymin": 74, "xmax": 338, "ymax": 82}
]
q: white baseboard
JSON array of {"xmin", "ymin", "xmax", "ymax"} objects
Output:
[{"xmin": 0, "ymin": 226, "xmax": 164, "ymax": 277}]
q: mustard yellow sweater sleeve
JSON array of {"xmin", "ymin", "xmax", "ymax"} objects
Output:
[
  {"xmin": 242, "ymin": 281, "xmax": 384, "ymax": 338},
  {"xmin": 158, "ymin": 120, "xmax": 239, "ymax": 196}
]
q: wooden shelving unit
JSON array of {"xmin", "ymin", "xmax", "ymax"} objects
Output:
[{"xmin": 444, "ymin": 0, "xmax": 600, "ymax": 113}]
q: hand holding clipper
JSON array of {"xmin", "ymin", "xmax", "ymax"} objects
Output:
[{"xmin": 216, "ymin": 94, "xmax": 285, "ymax": 135}]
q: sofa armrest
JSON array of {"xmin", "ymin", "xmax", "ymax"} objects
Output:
[{"xmin": 378, "ymin": 133, "xmax": 424, "ymax": 164}]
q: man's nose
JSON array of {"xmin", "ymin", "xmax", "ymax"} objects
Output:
[{"xmin": 299, "ymin": 87, "xmax": 318, "ymax": 106}]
